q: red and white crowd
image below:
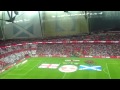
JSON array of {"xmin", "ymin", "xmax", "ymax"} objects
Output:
[{"xmin": 0, "ymin": 32, "xmax": 120, "ymax": 70}]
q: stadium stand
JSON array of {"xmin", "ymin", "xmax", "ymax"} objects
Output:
[{"xmin": 0, "ymin": 32, "xmax": 120, "ymax": 69}]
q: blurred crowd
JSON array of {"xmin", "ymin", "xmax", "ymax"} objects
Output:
[
  {"xmin": 0, "ymin": 32, "xmax": 120, "ymax": 46},
  {"xmin": 37, "ymin": 43, "xmax": 120, "ymax": 56},
  {"xmin": 0, "ymin": 32, "xmax": 120, "ymax": 70}
]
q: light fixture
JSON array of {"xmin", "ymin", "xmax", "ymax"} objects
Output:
[
  {"xmin": 64, "ymin": 11, "xmax": 68, "ymax": 13},
  {"xmin": 14, "ymin": 11, "xmax": 19, "ymax": 15}
]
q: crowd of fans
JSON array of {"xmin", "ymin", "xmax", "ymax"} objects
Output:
[
  {"xmin": 0, "ymin": 32, "xmax": 120, "ymax": 47},
  {"xmin": 0, "ymin": 32, "xmax": 120, "ymax": 70},
  {"xmin": 37, "ymin": 43, "xmax": 120, "ymax": 56},
  {"xmin": 0, "ymin": 43, "xmax": 37, "ymax": 70}
]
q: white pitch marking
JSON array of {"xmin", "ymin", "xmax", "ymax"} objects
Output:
[
  {"xmin": 24, "ymin": 60, "xmax": 42, "ymax": 75},
  {"xmin": 62, "ymin": 73, "xmax": 66, "ymax": 79},
  {"xmin": 103, "ymin": 68, "xmax": 108, "ymax": 75},
  {"xmin": 106, "ymin": 63, "xmax": 111, "ymax": 79}
]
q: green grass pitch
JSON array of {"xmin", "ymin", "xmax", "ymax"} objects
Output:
[{"xmin": 0, "ymin": 57, "xmax": 120, "ymax": 79}]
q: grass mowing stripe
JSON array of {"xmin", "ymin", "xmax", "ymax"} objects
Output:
[
  {"xmin": 23, "ymin": 63, "xmax": 39, "ymax": 77},
  {"xmin": 9, "ymin": 61, "xmax": 39, "ymax": 76},
  {"xmin": 0, "ymin": 67, "xmax": 15, "ymax": 79},
  {"xmin": 1, "ymin": 57, "xmax": 120, "ymax": 79},
  {"xmin": 30, "ymin": 58, "xmax": 49, "ymax": 79},
  {"xmin": 24, "ymin": 59, "xmax": 42, "ymax": 75},
  {"xmin": 106, "ymin": 63, "xmax": 111, "ymax": 79}
]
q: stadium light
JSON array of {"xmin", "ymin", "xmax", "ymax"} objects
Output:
[
  {"xmin": 14, "ymin": 11, "xmax": 19, "ymax": 15},
  {"xmin": 64, "ymin": 11, "xmax": 68, "ymax": 13}
]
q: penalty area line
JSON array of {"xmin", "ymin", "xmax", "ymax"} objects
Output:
[
  {"xmin": 106, "ymin": 63, "xmax": 111, "ymax": 79},
  {"xmin": 62, "ymin": 73, "xmax": 66, "ymax": 79},
  {"xmin": 24, "ymin": 61, "xmax": 41, "ymax": 75}
]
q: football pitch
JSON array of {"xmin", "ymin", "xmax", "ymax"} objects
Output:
[{"xmin": 0, "ymin": 57, "xmax": 120, "ymax": 79}]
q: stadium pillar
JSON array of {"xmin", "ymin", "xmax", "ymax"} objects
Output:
[
  {"xmin": 85, "ymin": 11, "xmax": 91, "ymax": 34},
  {"xmin": 38, "ymin": 11, "xmax": 44, "ymax": 39},
  {"xmin": 0, "ymin": 11, "xmax": 6, "ymax": 40}
]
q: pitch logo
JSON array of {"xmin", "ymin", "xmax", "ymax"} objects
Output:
[
  {"xmin": 59, "ymin": 65, "xmax": 78, "ymax": 73},
  {"xmin": 38, "ymin": 64, "xmax": 59, "ymax": 69},
  {"xmin": 79, "ymin": 65, "xmax": 102, "ymax": 71}
]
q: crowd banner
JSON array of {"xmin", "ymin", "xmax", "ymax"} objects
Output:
[{"xmin": 1, "ymin": 40, "xmax": 120, "ymax": 49}]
